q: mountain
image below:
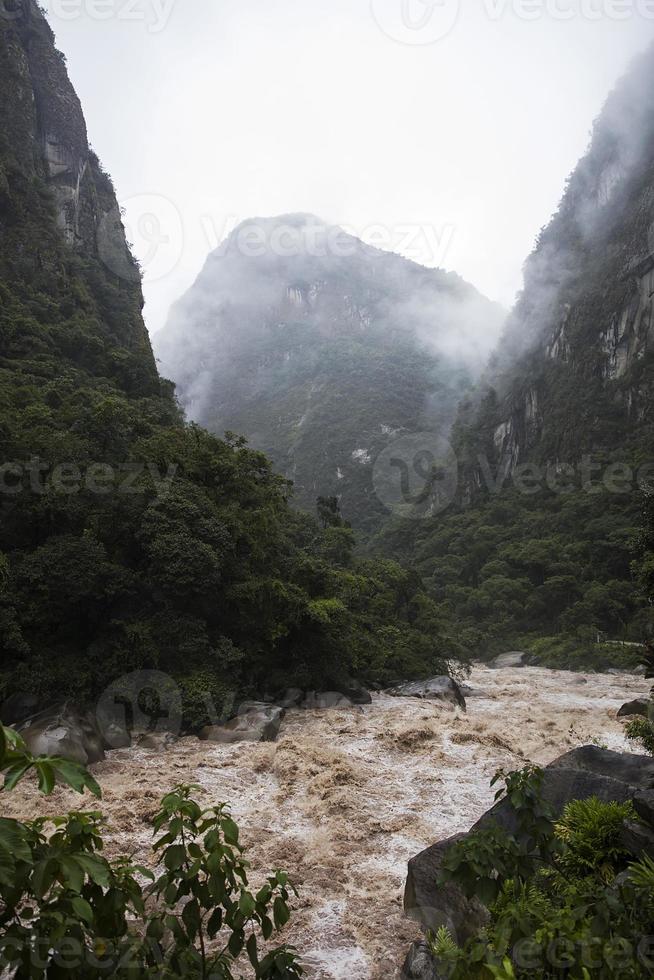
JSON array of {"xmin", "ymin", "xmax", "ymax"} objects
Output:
[
  {"xmin": 154, "ymin": 214, "xmax": 505, "ymax": 533},
  {"xmin": 0, "ymin": 3, "xmax": 459, "ymax": 719},
  {"xmin": 373, "ymin": 46, "xmax": 654, "ymax": 665}
]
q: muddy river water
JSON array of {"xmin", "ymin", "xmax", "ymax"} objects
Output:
[{"xmin": 4, "ymin": 665, "xmax": 648, "ymax": 979}]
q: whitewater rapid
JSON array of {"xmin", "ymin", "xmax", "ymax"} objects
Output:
[{"xmin": 4, "ymin": 665, "xmax": 648, "ymax": 979}]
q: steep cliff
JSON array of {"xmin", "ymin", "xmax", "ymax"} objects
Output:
[
  {"xmin": 154, "ymin": 213, "xmax": 505, "ymax": 532},
  {"xmin": 372, "ymin": 47, "xmax": 654, "ymax": 661},
  {"xmin": 460, "ymin": 44, "xmax": 654, "ymax": 477}
]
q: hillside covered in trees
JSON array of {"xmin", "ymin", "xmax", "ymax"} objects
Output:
[{"xmin": 0, "ymin": 2, "xmax": 459, "ymax": 723}]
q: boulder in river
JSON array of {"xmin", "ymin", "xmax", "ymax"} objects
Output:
[
  {"xmin": 404, "ymin": 744, "xmax": 654, "ymax": 960},
  {"xmin": 388, "ymin": 677, "xmax": 466, "ymax": 710},
  {"xmin": 135, "ymin": 732, "xmax": 179, "ymax": 752},
  {"xmin": 199, "ymin": 703, "xmax": 284, "ymax": 744},
  {"xmin": 488, "ymin": 651, "xmax": 528, "ymax": 669},
  {"xmin": 19, "ymin": 703, "xmax": 106, "ymax": 765},
  {"xmin": 617, "ymin": 698, "xmax": 651, "ymax": 719},
  {"xmin": 546, "ymin": 745, "xmax": 654, "ymax": 790},
  {"xmin": 404, "ymin": 833, "xmax": 489, "ymax": 942}
]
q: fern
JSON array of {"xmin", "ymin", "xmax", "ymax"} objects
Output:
[
  {"xmin": 430, "ymin": 925, "xmax": 460, "ymax": 961},
  {"xmin": 628, "ymin": 852, "xmax": 654, "ymax": 889},
  {"xmin": 554, "ymin": 797, "xmax": 635, "ymax": 881}
]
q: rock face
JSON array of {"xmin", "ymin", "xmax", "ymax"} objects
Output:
[
  {"xmin": 404, "ymin": 834, "xmax": 489, "ymax": 943},
  {"xmin": 199, "ymin": 704, "xmax": 284, "ymax": 744},
  {"xmin": 19, "ymin": 704, "xmax": 107, "ymax": 765},
  {"xmin": 547, "ymin": 745, "xmax": 654, "ymax": 789},
  {"xmin": 388, "ymin": 677, "xmax": 466, "ymax": 710},
  {"xmin": 617, "ymin": 698, "xmax": 651, "ymax": 719},
  {"xmin": 154, "ymin": 213, "xmax": 505, "ymax": 532},
  {"xmin": 457, "ymin": 47, "xmax": 654, "ymax": 483},
  {"xmin": 488, "ymin": 652, "xmax": 528, "ymax": 669}
]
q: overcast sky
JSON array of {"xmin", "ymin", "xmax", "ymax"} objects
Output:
[{"xmin": 43, "ymin": 0, "xmax": 654, "ymax": 336}]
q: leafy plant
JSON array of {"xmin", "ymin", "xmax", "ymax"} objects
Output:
[
  {"xmin": 431, "ymin": 769, "xmax": 654, "ymax": 979},
  {"xmin": 0, "ymin": 780, "xmax": 303, "ymax": 978},
  {"xmin": 143, "ymin": 784, "xmax": 303, "ymax": 979},
  {"xmin": 0, "ymin": 723, "xmax": 101, "ymax": 798}
]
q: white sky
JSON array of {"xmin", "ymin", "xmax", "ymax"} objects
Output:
[{"xmin": 43, "ymin": 0, "xmax": 654, "ymax": 335}]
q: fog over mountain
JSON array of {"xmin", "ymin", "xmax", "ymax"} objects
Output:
[{"xmin": 154, "ymin": 214, "xmax": 505, "ymax": 530}]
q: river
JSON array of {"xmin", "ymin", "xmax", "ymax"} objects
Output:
[{"xmin": 3, "ymin": 665, "xmax": 648, "ymax": 979}]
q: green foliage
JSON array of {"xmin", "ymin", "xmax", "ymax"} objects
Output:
[
  {"xmin": 372, "ymin": 487, "xmax": 647, "ymax": 665},
  {"xmin": 554, "ymin": 798, "xmax": 636, "ymax": 881},
  {"xmin": 0, "ymin": 723, "xmax": 100, "ymax": 798},
  {"xmin": 431, "ymin": 769, "xmax": 654, "ymax": 979},
  {"xmin": 144, "ymin": 784, "xmax": 302, "ymax": 979},
  {"xmin": 0, "ymin": 783, "xmax": 303, "ymax": 979},
  {"xmin": 440, "ymin": 767, "xmax": 557, "ymax": 906}
]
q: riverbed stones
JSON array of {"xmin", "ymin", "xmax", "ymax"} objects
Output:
[
  {"xmin": 388, "ymin": 677, "xmax": 466, "ymax": 710},
  {"xmin": 135, "ymin": 732, "xmax": 178, "ymax": 752},
  {"xmin": 617, "ymin": 698, "xmax": 651, "ymax": 719},
  {"xmin": 199, "ymin": 703, "xmax": 284, "ymax": 743}
]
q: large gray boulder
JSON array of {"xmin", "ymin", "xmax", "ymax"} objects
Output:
[
  {"xmin": 388, "ymin": 677, "xmax": 466, "ymax": 711},
  {"xmin": 19, "ymin": 704, "xmax": 106, "ymax": 765},
  {"xmin": 489, "ymin": 651, "xmax": 528, "ymax": 669},
  {"xmin": 0, "ymin": 693, "xmax": 41, "ymax": 726},
  {"xmin": 472, "ymin": 767, "xmax": 638, "ymax": 838},
  {"xmin": 617, "ymin": 699, "xmax": 651, "ymax": 719},
  {"xmin": 199, "ymin": 703, "xmax": 284, "ymax": 744},
  {"xmin": 402, "ymin": 941, "xmax": 441, "ymax": 980},
  {"xmin": 547, "ymin": 746, "xmax": 654, "ymax": 790},
  {"xmin": 404, "ymin": 834, "xmax": 489, "ymax": 943}
]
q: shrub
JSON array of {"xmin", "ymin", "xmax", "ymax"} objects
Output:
[
  {"xmin": 432, "ymin": 767, "xmax": 654, "ymax": 979},
  {"xmin": 0, "ymin": 728, "xmax": 303, "ymax": 978}
]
